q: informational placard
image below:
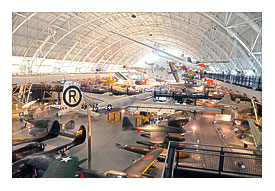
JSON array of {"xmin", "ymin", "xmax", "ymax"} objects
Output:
[{"xmin": 62, "ymin": 86, "xmax": 82, "ymax": 107}]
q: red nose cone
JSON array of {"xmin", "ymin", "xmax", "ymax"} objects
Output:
[
  {"xmin": 137, "ymin": 128, "xmax": 141, "ymax": 132},
  {"xmin": 80, "ymin": 174, "xmax": 84, "ymax": 178}
]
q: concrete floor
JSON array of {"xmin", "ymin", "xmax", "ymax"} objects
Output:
[{"xmin": 12, "ymin": 103, "xmax": 256, "ymax": 177}]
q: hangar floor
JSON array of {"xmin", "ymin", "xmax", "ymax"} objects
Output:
[{"xmin": 12, "ymin": 105, "xmax": 255, "ymax": 177}]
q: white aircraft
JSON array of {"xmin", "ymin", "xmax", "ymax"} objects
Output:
[
  {"xmin": 109, "ymin": 31, "xmax": 207, "ymax": 71},
  {"xmin": 61, "ymin": 81, "xmax": 222, "ymax": 114},
  {"xmin": 21, "ymin": 100, "xmax": 38, "ymax": 109}
]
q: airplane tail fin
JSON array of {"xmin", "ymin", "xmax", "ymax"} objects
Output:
[
  {"xmin": 122, "ymin": 116, "xmax": 134, "ymax": 131},
  {"xmin": 217, "ymin": 94, "xmax": 233, "ymax": 105},
  {"xmin": 47, "ymin": 120, "xmax": 61, "ymax": 138},
  {"xmin": 187, "ymin": 57, "xmax": 192, "ymax": 63},
  {"xmin": 72, "ymin": 125, "xmax": 86, "ymax": 146},
  {"xmin": 198, "ymin": 63, "xmax": 207, "ymax": 69}
]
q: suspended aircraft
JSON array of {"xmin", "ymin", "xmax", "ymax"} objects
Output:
[
  {"xmin": 12, "ymin": 125, "xmax": 86, "ymax": 178},
  {"xmin": 168, "ymin": 62, "xmax": 180, "ymax": 83},
  {"xmin": 109, "ymin": 30, "xmax": 208, "ymax": 71}
]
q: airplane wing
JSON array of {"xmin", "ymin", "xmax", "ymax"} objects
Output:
[
  {"xmin": 21, "ymin": 100, "xmax": 37, "ymax": 109},
  {"xmin": 246, "ymin": 114, "xmax": 262, "ymax": 149},
  {"xmin": 82, "ymin": 92, "xmax": 115, "ymax": 103},
  {"xmin": 49, "ymin": 104, "xmax": 64, "ymax": 109},
  {"xmin": 127, "ymin": 100, "xmax": 221, "ymax": 113},
  {"xmin": 42, "ymin": 156, "xmax": 79, "ymax": 178},
  {"xmin": 150, "ymin": 132, "xmax": 167, "ymax": 143},
  {"xmin": 123, "ymin": 148, "xmax": 163, "ymax": 175},
  {"xmin": 73, "ymin": 108, "xmax": 100, "ymax": 117}
]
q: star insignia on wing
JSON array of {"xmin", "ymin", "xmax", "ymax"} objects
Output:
[{"xmin": 59, "ymin": 156, "xmax": 72, "ymax": 163}]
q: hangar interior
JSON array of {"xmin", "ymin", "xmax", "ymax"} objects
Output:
[{"xmin": 12, "ymin": 12, "xmax": 262, "ymax": 178}]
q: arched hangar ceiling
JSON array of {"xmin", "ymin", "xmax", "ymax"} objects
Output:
[{"xmin": 12, "ymin": 12, "xmax": 262, "ymax": 75}]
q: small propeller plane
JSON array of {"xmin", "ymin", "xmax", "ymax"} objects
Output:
[
  {"xmin": 122, "ymin": 116, "xmax": 186, "ymax": 143},
  {"xmin": 115, "ymin": 143, "xmax": 189, "ymax": 162}
]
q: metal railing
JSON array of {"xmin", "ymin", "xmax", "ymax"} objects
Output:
[
  {"xmin": 162, "ymin": 142, "xmax": 262, "ymax": 178},
  {"xmin": 204, "ymin": 73, "xmax": 262, "ymax": 91}
]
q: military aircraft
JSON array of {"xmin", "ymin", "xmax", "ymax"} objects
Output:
[
  {"xmin": 12, "ymin": 125, "xmax": 86, "ymax": 178},
  {"xmin": 12, "ymin": 120, "xmax": 60, "ymax": 163},
  {"xmin": 115, "ymin": 143, "xmax": 189, "ymax": 162},
  {"xmin": 122, "ymin": 116, "xmax": 186, "ymax": 143},
  {"xmin": 62, "ymin": 80, "xmax": 221, "ymax": 115},
  {"xmin": 109, "ymin": 31, "xmax": 207, "ymax": 71},
  {"xmin": 216, "ymin": 94, "xmax": 252, "ymax": 113},
  {"xmin": 25, "ymin": 119, "xmax": 60, "ymax": 137},
  {"xmin": 21, "ymin": 119, "xmax": 77, "ymax": 139},
  {"xmin": 168, "ymin": 62, "xmax": 180, "ymax": 83},
  {"xmin": 102, "ymin": 72, "xmax": 119, "ymax": 85},
  {"xmin": 42, "ymin": 148, "xmax": 163, "ymax": 178}
]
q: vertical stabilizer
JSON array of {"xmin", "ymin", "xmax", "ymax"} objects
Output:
[{"xmin": 122, "ymin": 117, "xmax": 134, "ymax": 131}]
